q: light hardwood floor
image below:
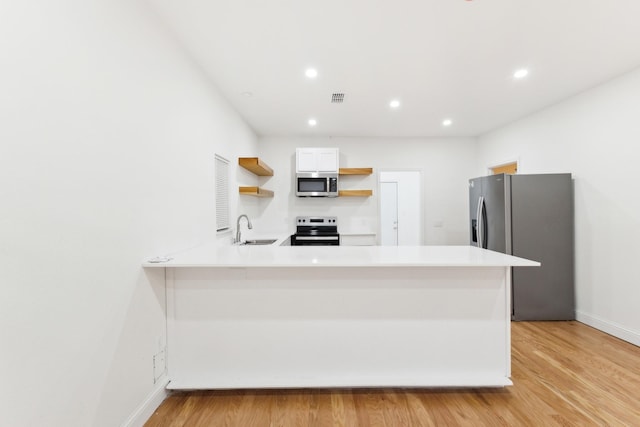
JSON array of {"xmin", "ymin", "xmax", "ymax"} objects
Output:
[{"xmin": 145, "ymin": 322, "xmax": 640, "ymax": 426}]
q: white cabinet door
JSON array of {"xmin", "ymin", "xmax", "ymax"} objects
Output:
[
  {"xmin": 296, "ymin": 148, "xmax": 339, "ymax": 173},
  {"xmin": 340, "ymin": 234, "xmax": 377, "ymax": 246},
  {"xmin": 296, "ymin": 148, "xmax": 317, "ymax": 173},
  {"xmin": 316, "ymin": 148, "xmax": 338, "ymax": 173}
]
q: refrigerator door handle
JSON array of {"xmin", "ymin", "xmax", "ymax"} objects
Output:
[{"xmin": 476, "ymin": 196, "xmax": 484, "ymax": 248}]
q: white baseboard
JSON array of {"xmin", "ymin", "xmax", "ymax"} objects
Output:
[
  {"xmin": 121, "ymin": 378, "xmax": 170, "ymax": 427},
  {"xmin": 576, "ymin": 310, "xmax": 640, "ymax": 347}
]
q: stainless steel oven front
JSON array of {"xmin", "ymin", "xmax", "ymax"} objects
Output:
[{"xmin": 291, "ymin": 216, "xmax": 340, "ymax": 246}]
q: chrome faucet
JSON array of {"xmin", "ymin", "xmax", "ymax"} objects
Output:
[{"xmin": 235, "ymin": 214, "xmax": 252, "ymax": 244}]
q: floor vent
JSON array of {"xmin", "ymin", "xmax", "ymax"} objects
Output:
[{"xmin": 331, "ymin": 93, "xmax": 345, "ymax": 103}]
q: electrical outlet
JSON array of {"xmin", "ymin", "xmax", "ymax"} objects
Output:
[{"xmin": 153, "ymin": 348, "xmax": 166, "ymax": 384}]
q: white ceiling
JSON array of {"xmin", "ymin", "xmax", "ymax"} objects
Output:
[{"xmin": 147, "ymin": 0, "xmax": 640, "ymax": 138}]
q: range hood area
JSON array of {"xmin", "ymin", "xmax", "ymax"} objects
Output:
[
  {"xmin": 295, "ymin": 147, "xmax": 339, "ymax": 197},
  {"xmin": 294, "ymin": 148, "xmax": 373, "ymax": 197}
]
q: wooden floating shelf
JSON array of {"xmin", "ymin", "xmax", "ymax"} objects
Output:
[
  {"xmin": 239, "ymin": 186, "xmax": 274, "ymax": 198},
  {"xmin": 339, "ymin": 167, "xmax": 373, "ymax": 175},
  {"xmin": 238, "ymin": 157, "xmax": 274, "ymax": 176},
  {"xmin": 339, "ymin": 190, "xmax": 373, "ymax": 197}
]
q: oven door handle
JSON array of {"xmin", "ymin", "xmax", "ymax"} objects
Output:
[{"xmin": 294, "ymin": 236, "xmax": 339, "ymax": 241}]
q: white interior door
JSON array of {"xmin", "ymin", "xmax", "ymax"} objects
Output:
[
  {"xmin": 380, "ymin": 182, "xmax": 398, "ymax": 246},
  {"xmin": 379, "ymin": 171, "xmax": 421, "ymax": 245}
]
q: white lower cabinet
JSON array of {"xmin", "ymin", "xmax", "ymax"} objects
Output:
[{"xmin": 340, "ymin": 234, "xmax": 376, "ymax": 246}]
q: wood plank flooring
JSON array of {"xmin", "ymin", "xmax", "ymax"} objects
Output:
[{"xmin": 144, "ymin": 322, "xmax": 640, "ymax": 426}]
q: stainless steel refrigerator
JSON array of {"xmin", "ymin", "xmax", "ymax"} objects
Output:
[{"xmin": 469, "ymin": 173, "xmax": 574, "ymax": 320}]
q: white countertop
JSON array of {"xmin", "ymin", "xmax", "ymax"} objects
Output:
[{"xmin": 143, "ymin": 244, "xmax": 540, "ymax": 268}]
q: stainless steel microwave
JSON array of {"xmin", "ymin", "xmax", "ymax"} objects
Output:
[{"xmin": 296, "ymin": 173, "xmax": 339, "ymax": 197}]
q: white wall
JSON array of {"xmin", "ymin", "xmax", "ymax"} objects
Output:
[
  {"xmin": 0, "ymin": 1, "xmax": 257, "ymax": 426},
  {"xmin": 257, "ymin": 137, "xmax": 476, "ymax": 245},
  {"xmin": 477, "ymin": 67, "xmax": 640, "ymax": 345}
]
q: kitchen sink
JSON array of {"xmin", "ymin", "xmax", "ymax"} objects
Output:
[{"xmin": 241, "ymin": 239, "xmax": 278, "ymax": 246}]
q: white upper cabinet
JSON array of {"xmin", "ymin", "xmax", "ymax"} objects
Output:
[
  {"xmin": 296, "ymin": 148, "xmax": 339, "ymax": 173},
  {"xmin": 296, "ymin": 149, "xmax": 317, "ymax": 172},
  {"xmin": 316, "ymin": 149, "xmax": 339, "ymax": 172}
]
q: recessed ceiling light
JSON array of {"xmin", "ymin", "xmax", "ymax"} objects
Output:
[
  {"xmin": 240, "ymin": 91, "xmax": 253, "ymax": 97},
  {"xmin": 513, "ymin": 69, "xmax": 529, "ymax": 79},
  {"xmin": 305, "ymin": 68, "xmax": 318, "ymax": 79},
  {"xmin": 442, "ymin": 119, "xmax": 453, "ymax": 127},
  {"xmin": 308, "ymin": 118, "xmax": 317, "ymax": 127},
  {"xmin": 389, "ymin": 99, "xmax": 401, "ymax": 109}
]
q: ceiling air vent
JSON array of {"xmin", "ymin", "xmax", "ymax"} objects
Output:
[{"xmin": 331, "ymin": 93, "xmax": 345, "ymax": 103}]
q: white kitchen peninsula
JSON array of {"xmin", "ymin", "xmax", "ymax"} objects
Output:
[{"xmin": 143, "ymin": 245, "xmax": 539, "ymax": 390}]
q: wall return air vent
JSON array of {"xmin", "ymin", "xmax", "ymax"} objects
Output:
[{"xmin": 331, "ymin": 93, "xmax": 345, "ymax": 103}]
